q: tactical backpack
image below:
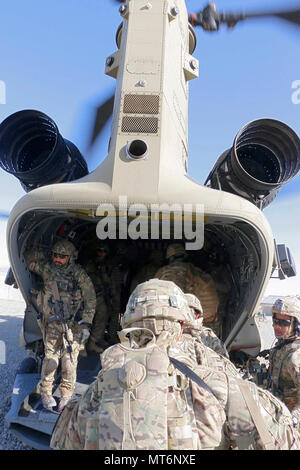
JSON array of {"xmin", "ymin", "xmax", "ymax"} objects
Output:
[{"xmin": 155, "ymin": 262, "xmax": 219, "ymax": 324}]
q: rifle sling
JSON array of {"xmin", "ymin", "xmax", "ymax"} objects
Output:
[
  {"xmin": 169, "ymin": 356, "xmax": 215, "ymax": 396},
  {"xmin": 170, "ymin": 356, "xmax": 275, "ymax": 451},
  {"xmin": 237, "ymin": 379, "xmax": 275, "ymax": 450},
  {"xmin": 50, "ymin": 280, "xmax": 60, "ymax": 302}
]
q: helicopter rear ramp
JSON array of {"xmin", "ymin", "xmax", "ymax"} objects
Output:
[{"xmin": 5, "ymin": 352, "xmax": 101, "ymax": 450}]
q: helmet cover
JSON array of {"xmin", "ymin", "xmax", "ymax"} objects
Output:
[
  {"xmin": 52, "ymin": 240, "xmax": 78, "ymax": 260},
  {"xmin": 272, "ymin": 296, "xmax": 300, "ymax": 322},
  {"xmin": 185, "ymin": 293, "xmax": 203, "ymax": 317},
  {"xmin": 121, "ymin": 278, "xmax": 195, "ymax": 329}
]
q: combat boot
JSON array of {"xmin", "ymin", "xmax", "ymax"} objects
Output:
[
  {"xmin": 58, "ymin": 396, "xmax": 71, "ymax": 412},
  {"xmin": 87, "ymin": 338, "xmax": 109, "ymax": 354},
  {"xmin": 41, "ymin": 394, "xmax": 56, "ymax": 410}
]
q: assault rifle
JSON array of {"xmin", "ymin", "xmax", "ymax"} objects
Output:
[
  {"xmin": 236, "ymin": 350, "xmax": 270, "ymax": 388},
  {"xmin": 48, "ymin": 280, "xmax": 73, "ymax": 363}
]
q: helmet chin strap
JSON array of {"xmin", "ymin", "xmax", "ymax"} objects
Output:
[
  {"xmin": 284, "ymin": 334, "xmax": 300, "ymax": 342},
  {"xmin": 277, "ymin": 331, "xmax": 299, "ymax": 342}
]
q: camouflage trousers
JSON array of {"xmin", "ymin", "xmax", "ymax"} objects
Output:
[
  {"xmin": 89, "ymin": 296, "xmax": 120, "ymax": 346},
  {"xmin": 89, "ymin": 296, "xmax": 109, "ymax": 345},
  {"xmin": 39, "ymin": 321, "xmax": 83, "ymax": 397}
]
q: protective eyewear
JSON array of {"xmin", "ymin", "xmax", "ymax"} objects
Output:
[
  {"xmin": 272, "ymin": 317, "xmax": 292, "ymax": 327},
  {"xmin": 53, "ymin": 252, "xmax": 69, "ymax": 260}
]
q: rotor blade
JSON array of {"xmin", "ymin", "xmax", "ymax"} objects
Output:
[
  {"xmin": 221, "ymin": 8, "xmax": 300, "ymax": 29},
  {"xmin": 244, "ymin": 9, "xmax": 300, "ymax": 27},
  {"xmin": 189, "ymin": 4, "xmax": 300, "ymax": 31},
  {"xmin": 89, "ymin": 94, "xmax": 114, "ymax": 148}
]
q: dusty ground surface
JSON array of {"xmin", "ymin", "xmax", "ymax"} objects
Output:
[{"xmin": 0, "ymin": 295, "xmax": 33, "ymax": 450}]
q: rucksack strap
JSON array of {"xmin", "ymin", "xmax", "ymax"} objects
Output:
[
  {"xmin": 237, "ymin": 379, "xmax": 275, "ymax": 450},
  {"xmin": 169, "ymin": 357, "xmax": 215, "ymax": 396},
  {"xmin": 170, "ymin": 356, "xmax": 276, "ymax": 450}
]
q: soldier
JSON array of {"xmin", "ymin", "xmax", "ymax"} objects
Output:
[
  {"xmin": 106, "ymin": 241, "xmax": 130, "ymax": 345},
  {"xmin": 82, "ymin": 242, "xmax": 113, "ymax": 354},
  {"xmin": 154, "ymin": 243, "xmax": 220, "ymax": 334},
  {"xmin": 25, "ymin": 239, "xmax": 96, "ymax": 411},
  {"xmin": 267, "ymin": 296, "xmax": 300, "ymax": 423},
  {"xmin": 130, "ymin": 248, "xmax": 164, "ymax": 293},
  {"xmin": 82, "ymin": 241, "xmax": 128, "ymax": 353},
  {"xmin": 184, "ymin": 293, "xmax": 229, "ymax": 358},
  {"xmin": 50, "ymin": 279, "xmax": 299, "ymax": 450}
]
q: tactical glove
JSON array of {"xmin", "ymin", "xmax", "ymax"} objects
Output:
[
  {"xmin": 80, "ymin": 328, "xmax": 90, "ymax": 344},
  {"xmin": 78, "ymin": 322, "xmax": 91, "ymax": 344}
]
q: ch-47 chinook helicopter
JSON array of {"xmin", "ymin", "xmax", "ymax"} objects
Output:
[{"xmin": 1, "ymin": 0, "xmax": 300, "ymax": 449}]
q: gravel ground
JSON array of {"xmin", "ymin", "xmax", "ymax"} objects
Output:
[{"xmin": 0, "ymin": 297, "xmax": 33, "ymax": 450}]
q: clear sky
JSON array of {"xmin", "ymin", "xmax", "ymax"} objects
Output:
[{"xmin": 0, "ymin": 0, "xmax": 299, "ymax": 296}]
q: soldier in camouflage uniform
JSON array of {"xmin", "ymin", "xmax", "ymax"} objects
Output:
[
  {"xmin": 82, "ymin": 241, "xmax": 127, "ymax": 353},
  {"xmin": 267, "ymin": 296, "xmax": 300, "ymax": 424},
  {"xmin": 130, "ymin": 249, "xmax": 164, "ymax": 293},
  {"xmin": 184, "ymin": 293, "xmax": 229, "ymax": 357},
  {"xmin": 154, "ymin": 243, "xmax": 220, "ymax": 334},
  {"xmin": 25, "ymin": 240, "xmax": 96, "ymax": 411},
  {"xmin": 106, "ymin": 241, "xmax": 129, "ymax": 344},
  {"xmin": 50, "ymin": 279, "xmax": 299, "ymax": 450},
  {"xmin": 82, "ymin": 242, "xmax": 113, "ymax": 354}
]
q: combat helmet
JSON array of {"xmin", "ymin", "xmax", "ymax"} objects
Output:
[
  {"xmin": 166, "ymin": 243, "xmax": 187, "ymax": 260},
  {"xmin": 121, "ymin": 279, "xmax": 195, "ymax": 334},
  {"xmin": 52, "ymin": 239, "xmax": 78, "ymax": 262},
  {"xmin": 185, "ymin": 293, "xmax": 203, "ymax": 317},
  {"xmin": 272, "ymin": 296, "xmax": 300, "ymax": 323}
]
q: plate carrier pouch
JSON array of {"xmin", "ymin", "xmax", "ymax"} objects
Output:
[{"xmin": 98, "ymin": 328, "xmax": 170, "ymax": 450}]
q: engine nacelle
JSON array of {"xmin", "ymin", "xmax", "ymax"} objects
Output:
[
  {"xmin": 0, "ymin": 110, "xmax": 88, "ymax": 192},
  {"xmin": 206, "ymin": 119, "xmax": 300, "ymax": 209}
]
